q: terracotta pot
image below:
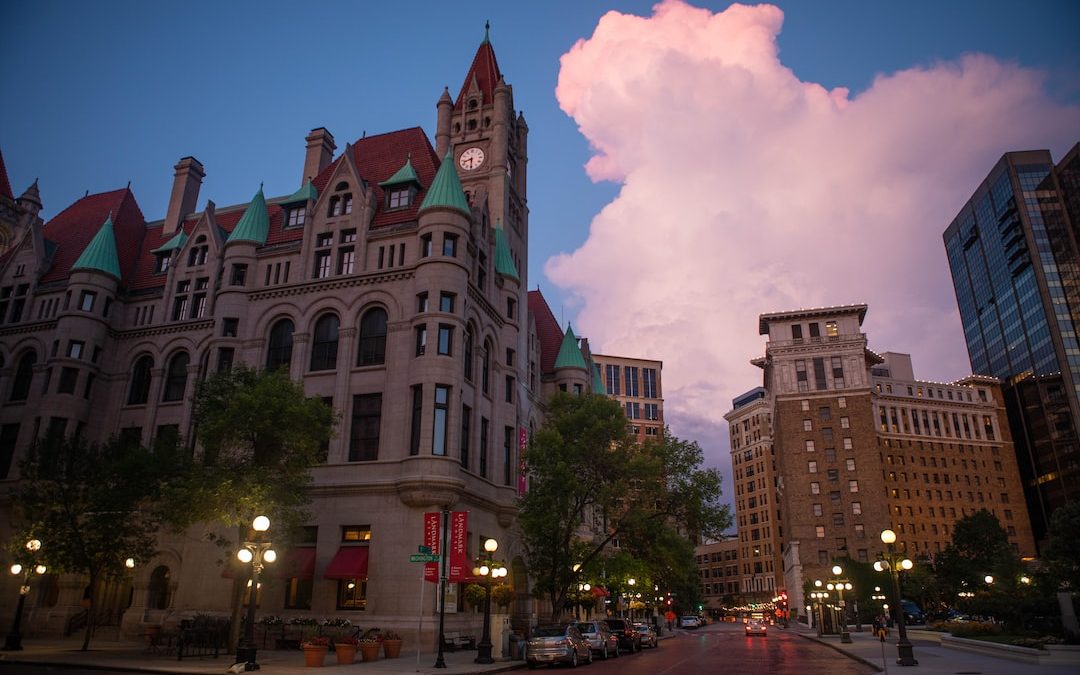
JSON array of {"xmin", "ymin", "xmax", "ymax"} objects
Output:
[
  {"xmin": 360, "ymin": 641, "xmax": 381, "ymax": 661},
  {"xmin": 144, "ymin": 625, "xmax": 162, "ymax": 645},
  {"xmin": 382, "ymin": 638, "xmax": 403, "ymax": 658},
  {"xmin": 303, "ymin": 645, "xmax": 328, "ymax": 667},
  {"xmin": 335, "ymin": 643, "xmax": 357, "ymax": 665}
]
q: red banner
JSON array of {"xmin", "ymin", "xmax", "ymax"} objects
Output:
[
  {"xmin": 423, "ymin": 512, "xmax": 440, "ymax": 584},
  {"xmin": 518, "ymin": 426, "xmax": 528, "ymax": 495},
  {"xmin": 448, "ymin": 511, "xmax": 469, "ymax": 583}
]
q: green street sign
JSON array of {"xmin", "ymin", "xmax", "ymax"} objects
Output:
[
  {"xmin": 410, "ymin": 554, "xmax": 440, "ymax": 563},
  {"xmin": 418, "ymin": 545, "xmax": 432, "ymax": 554}
]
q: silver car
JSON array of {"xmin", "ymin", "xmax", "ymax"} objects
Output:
[
  {"xmin": 577, "ymin": 620, "xmax": 620, "ymax": 659},
  {"xmin": 527, "ymin": 624, "xmax": 593, "ymax": 668}
]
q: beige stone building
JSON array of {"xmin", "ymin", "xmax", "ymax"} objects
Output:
[
  {"xmin": 591, "ymin": 354, "xmax": 664, "ymax": 443},
  {"xmin": 693, "ymin": 537, "xmax": 740, "ymax": 614},
  {"xmin": 736, "ymin": 304, "xmax": 1035, "ymax": 621}
]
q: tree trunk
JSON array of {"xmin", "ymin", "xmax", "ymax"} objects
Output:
[{"xmin": 81, "ymin": 573, "xmax": 98, "ymax": 651}]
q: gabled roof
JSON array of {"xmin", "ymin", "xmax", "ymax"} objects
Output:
[
  {"xmin": 419, "ymin": 151, "xmax": 470, "ymax": 216},
  {"xmin": 281, "ymin": 179, "xmax": 317, "ymax": 205},
  {"xmin": 226, "ymin": 185, "xmax": 270, "ymax": 245},
  {"xmin": 455, "ymin": 24, "xmax": 503, "ymax": 111},
  {"xmin": 151, "ymin": 229, "xmax": 188, "ymax": 254},
  {"xmin": 592, "ymin": 363, "xmax": 606, "ymax": 394},
  {"xmin": 41, "ymin": 187, "xmax": 146, "ymax": 286},
  {"xmin": 378, "ymin": 156, "xmax": 422, "ymax": 189},
  {"xmin": 528, "ymin": 289, "xmax": 564, "ymax": 375},
  {"xmin": 71, "ymin": 215, "xmax": 121, "ymax": 278},
  {"xmin": 554, "ymin": 324, "xmax": 588, "ymax": 370},
  {"xmin": 493, "ymin": 225, "xmax": 518, "ymax": 280},
  {"xmin": 0, "ymin": 147, "xmax": 12, "ymax": 200}
]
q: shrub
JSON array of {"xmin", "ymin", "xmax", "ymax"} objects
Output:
[{"xmin": 948, "ymin": 621, "xmax": 1002, "ymax": 637}]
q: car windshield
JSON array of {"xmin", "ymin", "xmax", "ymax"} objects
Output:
[
  {"xmin": 577, "ymin": 623, "xmax": 597, "ymax": 634},
  {"xmin": 635, "ymin": 626, "xmax": 651, "ymax": 632},
  {"xmin": 533, "ymin": 627, "xmax": 567, "ymax": 638}
]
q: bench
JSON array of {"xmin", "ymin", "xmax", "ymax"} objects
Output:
[{"xmin": 442, "ymin": 631, "xmax": 476, "ymax": 651}]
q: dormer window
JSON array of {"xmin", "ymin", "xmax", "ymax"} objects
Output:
[
  {"xmin": 388, "ymin": 187, "xmax": 411, "ymax": 209},
  {"xmin": 187, "ymin": 236, "xmax": 208, "ymax": 266},
  {"xmin": 154, "ymin": 253, "xmax": 171, "ymax": 274},
  {"xmin": 328, "ymin": 182, "xmax": 352, "ymax": 217},
  {"xmin": 287, "ymin": 207, "xmax": 306, "ymax": 227}
]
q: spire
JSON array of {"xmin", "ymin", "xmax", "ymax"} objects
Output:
[
  {"xmin": 17, "ymin": 178, "xmax": 42, "ymax": 212},
  {"xmin": 454, "ymin": 23, "xmax": 503, "ymax": 110},
  {"xmin": 227, "ymin": 184, "xmax": 270, "ymax": 245},
  {"xmin": 419, "ymin": 152, "xmax": 470, "ymax": 217},
  {"xmin": 282, "ymin": 179, "xmax": 318, "ymax": 204},
  {"xmin": 493, "ymin": 221, "xmax": 519, "ymax": 280},
  {"xmin": 554, "ymin": 324, "xmax": 588, "ymax": 370},
  {"xmin": 379, "ymin": 155, "xmax": 422, "ymax": 189},
  {"xmin": 592, "ymin": 362, "xmax": 606, "ymax": 394},
  {"xmin": 72, "ymin": 214, "xmax": 121, "ymax": 278},
  {"xmin": 483, "ymin": 20, "xmax": 490, "ymax": 44}
]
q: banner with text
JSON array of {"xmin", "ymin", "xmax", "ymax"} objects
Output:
[
  {"xmin": 423, "ymin": 512, "xmax": 440, "ymax": 584},
  {"xmin": 448, "ymin": 510, "xmax": 469, "ymax": 583},
  {"xmin": 518, "ymin": 426, "xmax": 529, "ymax": 495}
]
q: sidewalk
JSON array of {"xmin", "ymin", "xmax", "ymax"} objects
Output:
[
  {"xmin": 0, "ymin": 637, "xmax": 524, "ymax": 674},
  {"xmin": 792, "ymin": 623, "xmax": 1080, "ymax": 675}
]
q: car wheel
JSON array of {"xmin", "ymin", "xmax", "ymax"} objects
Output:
[
  {"xmin": 570, "ymin": 650, "xmax": 578, "ymax": 668},
  {"xmin": 613, "ymin": 644, "xmax": 620, "ymax": 658},
  {"xmin": 602, "ymin": 646, "xmax": 608, "ymax": 660}
]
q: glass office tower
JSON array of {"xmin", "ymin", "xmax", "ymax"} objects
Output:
[{"xmin": 943, "ymin": 144, "xmax": 1080, "ymax": 544}]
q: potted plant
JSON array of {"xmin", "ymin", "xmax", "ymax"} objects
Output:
[
  {"xmin": 302, "ymin": 636, "xmax": 330, "ymax": 667},
  {"xmin": 462, "ymin": 583, "xmax": 486, "ymax": 612},
  {"xmin": 382, "ymin": 629, "xmax": 403, "ymax": 658},
  {"xmin": 358, "ymin": 629, "xmax": 383, "ymax": 662},
  {"xmin": 334, "ymin": 635, "xmax": 359, "ymax": 665},
  {"xmin": 492, "ymin": 582, "xmax": 515, "ymax": 611}
]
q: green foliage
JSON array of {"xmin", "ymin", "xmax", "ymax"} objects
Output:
[
  {"xmin": 935, "ymin": 509, "xmax": 1020, "ymax": 597},
  {"xmin": 1042, "ymin": 501, "xmax": 1080, "ymax": 592},
  {"xmin": 462, "ymin": 583, "xmax": 486, "ymax": 609},
  {"xmin": 492, "ymin": 582, "xmax": 515, "ymax": 608}
]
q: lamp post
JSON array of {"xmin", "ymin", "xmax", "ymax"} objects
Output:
[
  {"xmin": 234, "ymin": 516, "xmax": 275, "ymax": 669},
  {"xmin": 810, "ymin": 589, "xmax": 829, "ymax": 637},
  {"xmin": 874, "ymin": 528, "xmax": 916, "ymax": 666},
  {"xmin": 827, "ymin": 565, "xmax": 853, "ymax": 643},
  {"xmin": 472, "ymin": 538, "xmax": 506, "ymax": 665},
  {"xmin": 3, "ymin": 539, "xmax": 46, "ymax": 651}
]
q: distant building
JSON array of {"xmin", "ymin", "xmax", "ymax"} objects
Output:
[
  {"xmin": 694, "ymin": 537, "xmax": 740, "ymax": 614},
  {"xmin": 591, "ymin": 354, "xmax": 664, "ymax": 443},
  {"xmin": 734, "ymin": 304, "xmax": 1034, "ymax": 622},
  {"xmin": 943, "ymin": 144, "xmax": 1080, "ymax": 544}
]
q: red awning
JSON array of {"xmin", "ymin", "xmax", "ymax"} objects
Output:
[
  {"xmin": 323, "ymin": 547, "xmax": 369, "ymax": 580},
  {"xmin": 270, "ymin": 548, "xmax": 316, "ymax": 580},
  {"xmin": 591, "ymin": 586, "xmax": 610, "ymax": 597}
]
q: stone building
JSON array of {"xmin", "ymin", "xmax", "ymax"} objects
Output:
[
  {"xmin": 0, "ymin": 29, "xmax": 598, "ymax": 643},
  {"xmin": 734, "ymin": 304, "xmax": 1035, "ymax": 622},
  {"xmin": 693, "ymin": 537, "xmax": 740, "ymax": 615},
  {"xmin": 591, "ymin": 354, "xmax": 664, "ymax": 444}
]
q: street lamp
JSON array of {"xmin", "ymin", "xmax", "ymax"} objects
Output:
[
  {"xmin": 472, "ymin": 538, "xmax": 506, "ymax": 664},
  {"xmin": 874, "ymin": 529, "xmax": 917, "ymax": 666},
  {"xmin": 3, "ymin": 539, "xmax": 46, "ymax": 651},
  {"xmin": 810, "ymin": 589, "xmax": 829, "ymax": 637},
  {"xmin": 827, "ymin": 565, "xmax": 853, "ymax": 644},
  {"xmin": 234, "ymin": 516, "xmax": 275, "ymax": 670}
]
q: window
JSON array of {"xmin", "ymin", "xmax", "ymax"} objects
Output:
[
  {"xmin": 831, "ymin": 356, "xmax": 845, "ymax": 387},
  {"xmin": 310, "ymin": 314, "xmax": 340, "ymax": 371},
  {"xmin": 813, "ymin": 357, "xmax": 827, "ymax": 390},
  {"xmin": 825, "ymin": 321, "xmax": 838, "ymax": 337},
  {"xmin": 463, "ymin": 328, "xmax": 474, "ymax": 380},
  {"xmin": 409, "ymin": 385, "xmax": 423, "ymax": 456},
  {"xmin": 827, "ymin": 469, "xmax": 839, "ymax": 482},
  {"xmin": 337, "ymin": 578, "xmax": 367, "ymax": 611},
  {"xmin": 504, "ymin": 426, "xmax": 514, "ymax": 486},
  {"xmin": 625, "ymin": 366, "xmax": 640, "ymax": 397},
  {"xmin": 810, "ymin": 482, "xmax": 820, "ymax": 495},
  {"xmin": 79, "ymin": 290, "xmax": 96, "ymax": 312},
  {"xmin": 832, "ymin": 513, "xmax": 844, "ymax": 526},
  {"xmin": 605, "ymin": 364, "xmax": 621, "ymax": 395},
  {"xmin": 808, "ymin": 461, "xmax": 818, "ymax": 473},
  {"xmin": 154, "ymin": 253, "xmax": 170, "ymax": 274},
  {"xmin": 162, "ymin": 352, "xmax": 189, "ymax": 402},
  {"xmin": 217, "ymin": 347, "xmax": 234, "ymax": 372},
  {"xmin": 127, "ymin": 355, "xmax": 154, "ymax": 405},
  {"xmin": 440, "ymin": 292, "xmax": 455, "ymax": 313},
  {"xmin": 815, "ymin": 526, "xmax": 825, "ymax": 538},
  {"xmin": 482, "ymin": 342, "xmax": 491, "ymax": 395},
  {"xmin": 287, "ymin": 207, "xmax": 306, "ymax": 228},
  {"xmin": 314, "ymin": 251, "xmax": 331, "ymax": 279},
  {"xmin": 479, "ymin": 417, "xmax": 489, "ymax": 477},
  {"xmin": 852, "ymin": 501, "xmax": 862, "ymax": 515},
  {"xmin": 625, "ymin": 401, "xmax": 640, "ymax": 419},
  {"xmin": 190, "ymin": 293, "xmax": 206, "ymax": 319},
  {"xmin": 171, "ymin": 293, "xmax": 189, "ymax": 321},
  {"xmin": 349, "ymin": 393, "xmax": 382, "ymax": 461},
  {"xmin": 812, "ymin": 503, "xmax": 823, "ymax": 516},
  {"xmin": 848, "ymin": 480, "xmax": 859, "ymax": 493},
  {"xmin": 809, "ymin": 323, "xmax": 820, "ymax": 338},
  {"xmin": 437, "ymin": 325, "xmax": 453, "ymax": 356},
  {"xmin": 357, "ymin": 308, "xmax": 387, "ymax": 365},
  {"xmin": 792, "ymin": 324, "xmax": 803, "ymax": 340},
  {"xmin": 506, "ymin": 296, "xmax": 516, "ymax": 320},
  {"xmin": 342, "ymin": 193, "xmax": 353, "ymax": 215},
  {"xmin": 340, "ymin": 229, "xmax": 356, "ymax": 244},
  {"xmin": 432, "ymin": 386, "xmax": 450, "ymax": 455},
  {"xmin": 460, "ymin": 405, "xmax": 471, "ymax": 469},
  {"xmin": 415, "ymin": 325, "xmax": 428, "ymax": 356},
  {"xmin": 230, "ymin": 264, "xmax": 248, "ymax": 286},
  {"xmin": 388, "ymin": 187, "xmax": 410, "ymax": 209},
  {"xmin": 266, "ymin": 319, "xmax": 294, "ymax": 370},
  {"xmin": 421, "ymin": 234, "xmax": 433, "ymax": 257},
  {"xmin": 840, "ymin": 416, "xmax": 849, "ymax": 429},
  {"xmin": 505, "ymin": 375, "xmax": 515, "ymax": 404},
  {"xmin": 846, "ymin": 458, "xmax": 856, "ymax": 471},
  {"xmin": 643, "ymin": 368, "xmax": 658, "ymax": 398},
  {"xmin": 645, "ymin": 403, "xmax": 659, "ymax": 420},
  {"xmin": 442, "ymin": 233, "xmax": 458, "ymax": 257},
  {"xmin": 805, "ymin": 440, "xmax": 815, "ymax": 452},
  {"xmin": 795, "ymin": 360, "xmax": 808, "ymax": 391},
  {"xmin": 337, "ymin": 247, "xmax": 355, "ymax": 275},
  {"xmin": 838, "ymin": 396, "xmax": 846, "ymax": 408},
  {"xmin": 58, "ymin": 367, "xmax": 78, "ymax": 394},
  {"xmin": 223, "ymin": 317, "xmax": 239, "ymax": 337},
  {"xmin": 68, "ymin": 341, "xmax": 84, "ymax": 359}
]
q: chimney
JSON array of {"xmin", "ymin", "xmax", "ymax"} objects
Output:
[
  {"xmin": 164, "ymin": 157, "xmax": 205, "ymax": 234},
  {"xmin": 303, "ymin": 128, "xmax": 336, "ymax": 185}
]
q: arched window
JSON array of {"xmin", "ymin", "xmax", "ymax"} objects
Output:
[
  {"xmin": 162, "ymin": 352, "xmax": 189, "ymax": 402},
  {"xmin": 309, "ymin": 314, "xmax": 340, "ymax": 371},
  {"xmin": 266, "ymin": 319, "xmax": 294, "ymax": 371},
  {"xmin": 357, "ymin": 308, "xmax": 387, "ymax": 366},
  {"xmin": 148, "ymin": 566, "xmax": 171, "ymax": 610},
  {"xmin": 127, "ymin": 355, "xmax": 154, "ymax": 405},
  {"xmin": 9, "ymin": 350, "xmax": 36, "ymax": 402},
  {"xmin": 482, "ymin": 340, "xmax": 492, "ymax": 395}
]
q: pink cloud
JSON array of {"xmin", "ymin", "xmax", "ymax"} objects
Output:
[{"xmin": 547, "ymin": 1, "xmax": 1080, "ymax": 485}]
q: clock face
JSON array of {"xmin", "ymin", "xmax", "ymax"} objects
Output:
[{"xmin": 459, "ymin": 147, "xmax": 485, "ymax": 171}]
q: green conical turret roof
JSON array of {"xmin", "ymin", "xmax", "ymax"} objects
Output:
[
  {"xmin": 592, "ymin": 363, "xmax": 606, "ymax": 394},
  {"xmin": 493, "ymin": 223, "xmax": 519, "ymax": 280},
  {"xmin": 554, "ymin": 324, "xmax": 588, "ymax": 370},
  {"xmin": 379, "ymin": 156, "xmax": 422, "ymax": 188},
  {"xmin": 282, "ymin": 179, "xmax": 317, "ymax": 204},
  {"xmin": 227, "ymin": 185, "xmax": 270, "ymax": 245},
  {"xmin": 151, "ymin": 229, "xmax": 188, "ymax": 253},
  {"xmin": 419, "ymin": 152, "xmax": 470, "ymax": 217},
  {"xmin": 72, "ymin": 215, "xmax": 121, "ymax": 278}
]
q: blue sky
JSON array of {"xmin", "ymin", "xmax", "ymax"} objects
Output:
[{"xmin": 3, "ymin": 1, "xmax": 1079, "ymax": 512}]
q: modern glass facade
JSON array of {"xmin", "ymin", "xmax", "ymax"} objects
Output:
[{"xmin": 943, "ymin": 146, "xmax": 1080, "ymax": 544}]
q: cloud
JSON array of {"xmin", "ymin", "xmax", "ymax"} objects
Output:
[{"xmin": 547, "ymin": 0, "xmax": 1080, "ymax": 501}]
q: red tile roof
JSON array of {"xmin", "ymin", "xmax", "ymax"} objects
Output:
[
  {"xmin": 41, "ymin": 188, "xmax": 146, "ymax": 285},
  {"xmin": 313, "ymin": 127, "xmax": 441, "ymax": 229},
  {"xmin": 0, "ymin": 148, "xmax": 13, "ymax": 200},
  {"xmin": 528, "ymin": 289, "xmax": 565, "ymax": 375},
  {"xmin": 454, "ymin": 41, "xmax": 502, "ymax": 111}
]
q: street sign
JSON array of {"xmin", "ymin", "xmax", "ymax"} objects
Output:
[
  {"xmin": 418, "ymin": 545, "xmax": 432, "ymax": 554},
  {"xmin": 410, "ymin": 554, "xmax": 440, "ymax": 563}
]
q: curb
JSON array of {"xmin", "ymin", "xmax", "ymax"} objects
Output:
[
  {"xmin": 794, "ymin": 632, "xmax": 883, "ymax": 673},
  {"xmin": 0, "ymin": 655, "xmax": 528, "ymax": 675}
]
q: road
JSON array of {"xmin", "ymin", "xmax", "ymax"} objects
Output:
[{"xmin": 565, "ymin": 622, "xmax": 876, "ymax": 675}]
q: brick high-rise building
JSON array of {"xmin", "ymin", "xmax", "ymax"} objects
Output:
[
  {"xmin": 592, "ymin": 354, "xmax": 664, "ymax": 443},
  {"xmin": 943, "ymin": 144, "xmax": 1080, "ymax": 544},
  {"xmin": 739, "ymin": 304, "xmax": 1034, "ymax": 622}
]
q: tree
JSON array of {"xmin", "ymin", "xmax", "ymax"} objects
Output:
[
  {"xmin": 11, "ymin": 431, "xmax": 180, "ymax": 650},
  {"xmin": 1042, "ymin": 501, "xmax": 1080, "ymax": 592},
  {"xmin": 518, "ymin": 392, "xmax": 731, "ymax": 622},
  {"xmin": 162, "ymin": 365, "xmax": 336, "ymax": 649},
  {"xmin": 935, "ymin": 509, "xmax": 1020, "ymax": 597}
]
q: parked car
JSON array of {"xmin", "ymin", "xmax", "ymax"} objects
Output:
[
  {"xmin": 901, "ymin": 600, "xmax": 925, "ymax": 625},
  {"xmin": 526, "ymin": 624, "xmax": 593, "ymax": 669},
  {"xmin": 603, "ymin": 618, "xmax": 642, "ymax": 652},
  {"xmin": 577, "ymin": 620, "xmax": 620, "ymax": 659},
  {"xmin": 744, "ymin": 619, "xmax": 767, "ymax": 637},
  {"xmin": 679, "ymin": 615, "xmax": 701, "ymax": 629},
  {"xmin": 634, "ymin": 623, "xmax": 658, "ymax": 648}
]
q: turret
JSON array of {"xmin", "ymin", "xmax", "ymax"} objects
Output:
[{"xmin": 435, "ymin": 88, "xmax": 453, "ymax": 157}]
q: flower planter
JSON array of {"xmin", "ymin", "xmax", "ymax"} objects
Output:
[
  {"xmin": 360, "ymin": 641, "xmax": 381, "ymax": 662},
  {"xmin": 383, "ymin": 638, "xmax": 403, "ymax": 658},
  {"xmin": 335, "ymin": 643, "xmax": 357, "ymax": 665},
  {"xmin": 303, "ymin": 645, "xmax": 328, "ymax": 667}
]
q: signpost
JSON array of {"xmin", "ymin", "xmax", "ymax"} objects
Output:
[{"xmin": 410, "ymin": 554, "xmax": 441, "ymax": 563}]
